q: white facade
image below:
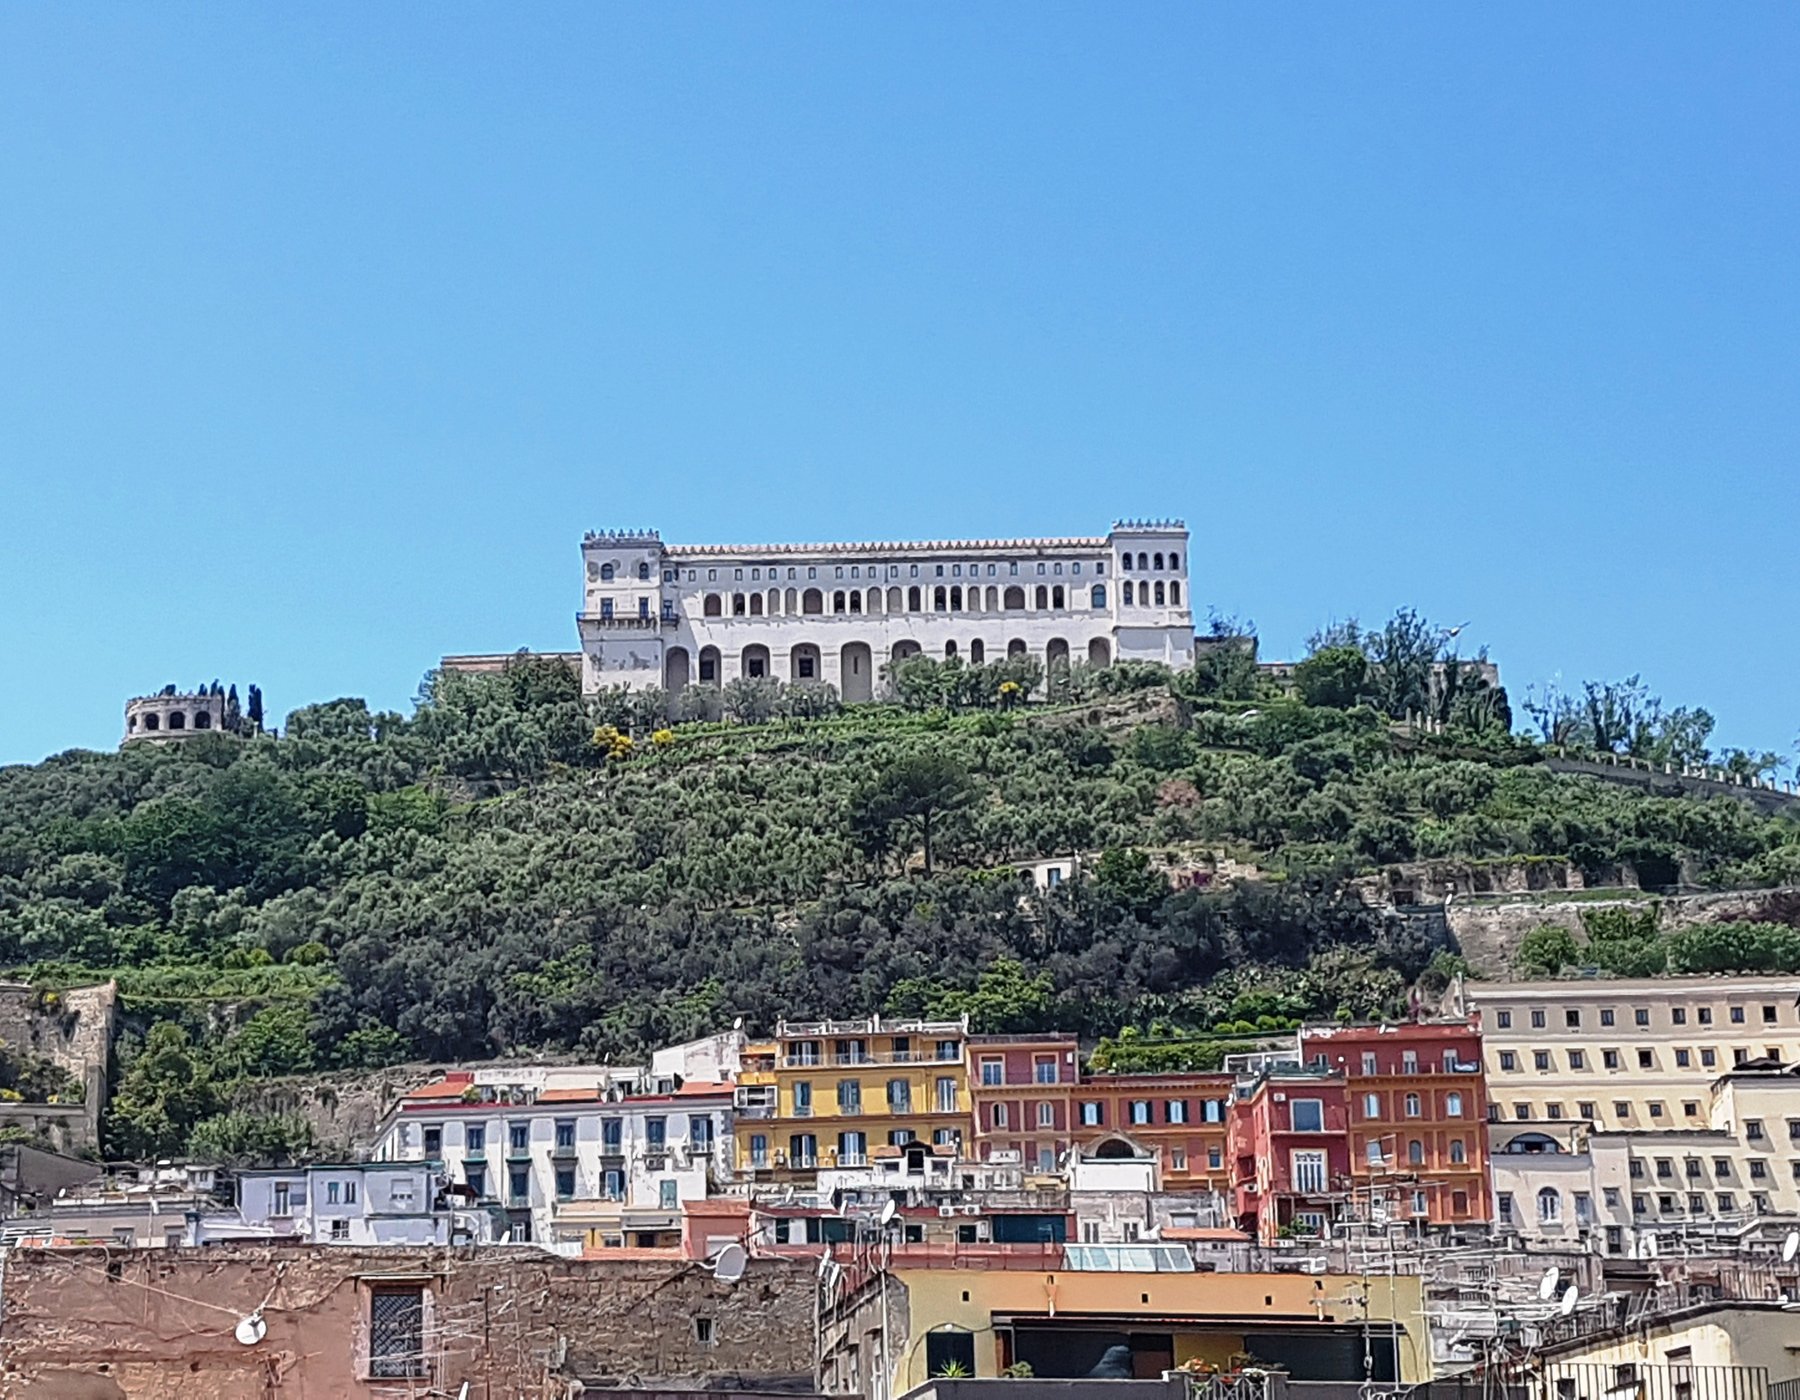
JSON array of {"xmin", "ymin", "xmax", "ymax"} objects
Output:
[
  {"xmin": 371, "ymin": 1072, "xmax": 734, "ymax": 1245},
  {"xmin": 577, "ymin": 521, "xmax": 1195, "ymax": 701},
  {"xmin": 233, "ymin": 1162, "xmax": 489, "ymax": 1246}
]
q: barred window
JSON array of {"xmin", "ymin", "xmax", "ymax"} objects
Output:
[{"xmin": 368, "ymin": 1286, "xmax": 427, "ymax": 1379}]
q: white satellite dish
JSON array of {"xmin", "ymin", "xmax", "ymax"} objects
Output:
[
  {"xmin": 1559, "ymin": 1285, "xmax": 1579, "ymax": 1317},
  {"xmin": 1783, "ymin": 1230, "xmax": 1800, "ymax": 1264},
  {"xmin": 1642, "ymin": 1235, "xmax": 1660, "ymax": 1260},
  {"xmin": 708, "ymin": 1243, "xmax": 748, "ymax": 1285},
  {"xmin": 234, "ymin": 1313, "xmax": 267, "ymax": 1346},
  {"xmin": 879, "ymin": 1199, "xmax": 899, "ymax": 1227},
  {"xmin": 1537, "ymin": 1266, "xmax": 1561, "ymax": 1301}
]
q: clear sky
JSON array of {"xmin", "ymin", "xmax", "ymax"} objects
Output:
[{"xmin": 2, "ymin": 6, "xmax": 1795, "ymax": 769}]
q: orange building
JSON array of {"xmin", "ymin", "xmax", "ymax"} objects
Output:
[
  {"xmin": 1068, "ymin": 1070, "xmax": 1236, "ymax": 1191},
  {"xmin": 966, "ymin": 1033, "xmax": 1080, "ymax": 1172},
  {"xmin": 1299, "ymin": 1020, "xmax": 1491, "ymax": 1231}
]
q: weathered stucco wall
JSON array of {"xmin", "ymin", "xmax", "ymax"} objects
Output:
[
  {"xmin": 0, "ymin": 1245, "xmax": 815, "ymax": 1397},
  {"xmin": 0, "ymin": 981, "xmax": 116, "ymax": 1150}
]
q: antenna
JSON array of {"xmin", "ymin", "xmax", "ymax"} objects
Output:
[
  {"xmin": 1783, "ymin": 1230, "xmax": 1800, "ymax": 1264},
  {"xmin": 1537, "ymin": 1266, "xmax": 1560, "ymax": 1301},
  {"xmin": 1559, "ymin": 1285, "xmax": 1579, "ymax": 1317},
  {"xmin": 234, "ymin": 1313, "xmax": 267, "ymax": 1346},
  {"xmin": 703, "ymin": 1243, "xmax": 748, "ymax": 1285}
]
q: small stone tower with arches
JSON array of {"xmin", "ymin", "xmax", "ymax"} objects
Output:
[{"xmin": 123, "ymin": 681, "xmax": 262, "ymax": 745}]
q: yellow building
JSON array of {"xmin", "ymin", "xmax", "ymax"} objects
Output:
[
  {"xmin": 735, "ymin": 1017, "xmax": 972, "ymax": 1181},
  {"xmin": 820, "ymin": 1252, "xmax": 1427, "ymax": 1400}
]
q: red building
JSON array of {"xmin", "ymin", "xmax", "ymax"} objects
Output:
[
  {"xmin": 966, "ymin": 1034, "xmax": 1080, "ymax": 1172},
  {"xmin": 1298, "ymin": 1020, "xmax": 1490, "ymax": 1232},
  {"xmin": 1225, "ymin": 1066, "xmax": 1351, "ymax": 1245}
]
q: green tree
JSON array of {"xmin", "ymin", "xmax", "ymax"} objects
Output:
[
  {"xmin": 1293, "ymin": 646, "xmax": 1370, "ymax": 710},
  {"xmin": 850, "ymin": 751, "xmax": 978, "ymax": 875},
  {"xmin": 106, "ymin": 1023, "xmax": 222, "ymax": 1160},
  {"xmin": 188, "ymin": 1111, "xmax": 316, "ymax": 1165},
  {"xmin": 1516, "ymin": 923, "xmax": 1579, "ymax": 974}
]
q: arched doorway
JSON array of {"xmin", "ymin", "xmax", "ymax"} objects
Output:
[
  {"xmin": 969, "ymin": 639, "xmax": 985, "ymax": 665},
  {"xmin": 1087, "ymin": 638, "xmax": 1111, "ymax": 667},
  {"xmin": 791, "ymin": 643, "xmax": 822, "ymax": 684},
  {"xmin": 665, "ymin": 647, "xmax": 691, "ymax": 694},
  {"xmin": 801, "ymin": 589, "xmax": 824, "ymax": 615},
  {"xmin": 698, "ymin": 646, "xmax": 721, "ymax": 685},
  {"xmin": 1046, "ymin": 639, "xmax": 1070, "ymax": 672},
  {"xmin": 1007, "ymin": 638, "xmax": 1027, "ymax": 658},
  {"xmin": 1004, "ymin": 586, "xmax": 1025, "ymax": 611},
  {"xmin": 841, "ymin": 642, "xmax": 874, "ymax": 703},
  {"xmin": 892, "ymin": 640, "xmax": 922, "ymax": 662},
  {"xmin": 742, "ymin": 644, "xmax": 771, "ymax": 679}
]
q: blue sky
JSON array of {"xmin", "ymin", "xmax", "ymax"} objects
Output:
[{"xmin": 1, "ymin": 6, "xmax": 1795, "ymax": 769}]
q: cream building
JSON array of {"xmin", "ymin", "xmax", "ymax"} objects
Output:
[
  {"xmin": 1452, "ymin": 974, "xmax": 1800, "ymax": 1132},
  {"xmin": 575, "ymin": 521, "xmax": 1195, "ymax": 701}
]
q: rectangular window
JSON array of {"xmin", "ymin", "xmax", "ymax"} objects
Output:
[
  {"xmin": 1531, "ymin": 1009, "xmax": 1546, "ymax": 1029},
  {"xmin": 1731, "ymin": 1006, "xmax": 1746, "ymax": 1024},
  {"xmin": 1635, "ymin": 1008, "xmax": 1650, "ymax": 1027},
  {"xmin": 555, "ymin": 1166, "xmax": 575, "ymax": 1199},
  {"xmin": 1498, "ymin": 1193, "xmax": 1513, "ymax": 1222},
  {"xmin": 1291, "ymin": 1099, "xmax": 1324, "ymax": 1133},
  {"xmin": 1565, "ymin": 1008, "xmax": 1582, "ymax": 1028},
  {"xmin": 1361, "ymin": 1051, "xmax": 1378, "ymax": 1075},
  {"xmin": 1208, "ymin": 1145, "xmax": 1223, "ymax": 1169},
  {"xmin": 660, "ymin": 1178, "xmax": 678, "ymax": 1209},
  {"xmin": 1746, "ymin": 1119, "xmax": 1765, "ymax": 1141},
  {"xmin": 465, "ymin": 1164, "xmax": 485, "ymax": 1197},
  {"xmin": 1579, "ymin": 1101, "xmax": 1597, "ymax": 1120},
  {"xmin": 509, "ymin": 1123, "xmax": 529, "ymax": 1152},
  {"xmin": 1499, "ymin": 1051, "xmax": 1517, "ymax": 1071},
  {"xmin": 1699, "ymin": 1007, "xmax": 1713, "ymax": 1024},
  {"xmin": 1514, "ymin": 1103, "xmax": 1532, "ymax": 1119},
  {"xmin": 1037, "ymin": 1102, "xmax": 1055, "ymax": 1128},
  {"xmin": 1638, "ymin": 1049, "xmax": 1654, "ymax": 1068},
  {"xmin": 979, "ymin": 1058, "xmax": 1004, "ymax": 1086},
  {"xmin": 466, "ymin": 1124, "xmax": 486, "ymax": 1153},
  {"xmin": 1496, "ymin": 1010, "xmax": 1513, "ymax": 1029},
  {"xmin": 749, "ymin": 1134, "xmax": 768, "ymax": 1168},
  {"xmin": 273, "ymin": 1182, "xmax": 291, "ymax": 1216},
  {"xmin": 1701, "ymin": 1048, "xmax": 1716, "ymax": 1067},
  {"xmin": 328, "ymin": 1182, "xmax": 341, "ymax": 1205},
  {"xmin": 1763, "ymin": 1005, "xmax": 1778, "ymax": 1024},
  {"xmin": 1534, "ymin": 1051, "xmax": 1550, "ymax": 1070},
  {"xmin": 423, "ymin": 1126, "xmax": 442, "ymax": 1155},
  {"xmin": 554, "ymin": 1120, "xmax": 575, "ymax": 1151},
  {"xmin": 935, "ymin": 1077, "xmax": 958, "ymax": 1112},
  {"xmin": 1603, "ymin": 1050, "xmax": 1621, "ymax": 1069},
  {"xmin": 646, "ymin": 1117, "xmax": 667, "ymax": 1149},
  {"xmin": 1676, "ymin": 1048, "xmax": 1691, "ymax": 1067},
  {"xmin": 1291, "ymin": 1150, "xmax": 1327, "ymax": 1193},
  {"xmin": 837, "ymin": 1080, "xmax": 861, "ymax": 1114},
  {"xmin": 1673, "ymin": 1007, "xmax": 1687, "ymax": 1025},
  {"xmin": 1034, "ymin": 1058, "xmax": 1059, "ymax": 1084},
  {"xmin": 992, "ymin": 1103, "xmax": 1009, "ymax": 1129},
  {"xmin": 1600, "ymin": 1008, "xmax": 1615, "ymax": 1026},
  {"xmin": 1404, "ymin": 1093, "xmax": 1421, "ymax": 1118},
  {"xmin": 886, "ymin": 1079, "xmax": 911, "ymax": 1112},
  {"xmin": 601, "ymin": 1118, "xmax": 621, "ymax": 1153},
  {"xmin": 837, "ymin": 1131, "xmax": 867, "ymax": 1165},
  {"xmin": 793, "ymin": 1082, "xmax": 812, "ymax": 1116},
  {"xmin": 1569, "ymin": 1050, "xmax": 1585, "ymax": 1070},
  {"xmin": 368, "ymin": 1287, "xmax": 427, "ymax": 1379},
  {"xmin": 1363, "ymin": 1092, "xmax": 1381, "ymax": 1119},
  {"xmin": 508, "ymin": 1165, "xmax": 529, "ymax": 1203},
  {"xmin": 1402, "ymin": 1050, "xmax": 1418, "ymax": 1074}
]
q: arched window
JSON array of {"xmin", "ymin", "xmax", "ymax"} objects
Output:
[
  {"xmin": 802, "ymin": 589, "xmax": 824, "ymax": 614},
  {"xmin": 1003, "ymin": 586, "xmax": 1025, "ymax": 610},
  {"xmin": 908, "ymin": 586, "xmax": 922, "ymax": 611},
  {"xmin": 768, "ymin": 588, "xmax": 781, "ymax": 615},
  {"xmin": 984, "ymin": 586, "xmax": 998, "ymax": 611},
  {"xmin": 1169, "ymin": 581, "xmax": 1181, "ymax": 605},
  {"xmin": 1121, "ymin": 554, "xmax": 1132, "ymax": 572},
  {"xmin": 1537, "ymin": 1188, "xmax": 1561, "ymax": 1223},
  {"xmin": 1034, "ymin": 585, "xmax": 1048, "ymax": 609},
  {"xmin": 866, "ymin": 588, "xmax": 880, "ymax": 613},
  {"xmin": 638, "ymin": 562, "xmax": 651, "ymax": 580},
  {"xmin": 969, "ymin": 640, "xmax": 985, "ymax": 664},
  {"xmin": 1136, "ymin": 552, "xmax": 1148, "ymax": 570},
  {"xmin": 945, "ymin": 640, "xmax": 958, "ymax": 658},
  {"xmin": 1154, "ymin": 553, "xmax": 1164, "ymax": 570},
  {"xmin": 1123, "ymin": 581, "xmax": 1134, "ymax": 605},
  {"xmin": 785, "ymin": 588, "xmax": 799, "ymax": 614},
  {"xmin": 732, "ymin": 593, "xmax": 747, "ymax": 616},
  {"xmin": 848, "ymin": 590, "xmax": 862, "ymax": 613},
  {"xmin": 1446, "ymin": 1092, "xmax": 1464, "ymax": 1118},
  {"xmin": 1051, "ymin": 585, "xmax": 1065, "ymax": 609},
  {"xmin": 1449, "ymin": 1139, "xmax": 1467, "ymax": 1164},
  {"xmin": 833, "ymin": 590, "xmax": 847, "ymax": 613},
  {"xmin": 142, "ymin": 713, "xmax": 160, "ymax": 731},
  {"xmin": 1407, "ymin": 1140, "xmax": 1424, "ymax": 1166},
  {"xmin": 168, "ymin": 711, "xmax": 186, "ymax": 730},
  {"xmin": 1169, "ymin": 552, "xmax": 1180, "ymax": 570},
  {"xmin": 600, "ymin": 562, "xmax": 616, "ymax": 581},
  {"xmin": 949, "ymin": 586, "xmax": 962, "ymax": 610},
  {"xmin": 194, "ymin": 711, "xmax": 212, "ymax": 729},
  {"xmin": 1154, "ymin": 581, "xmax": 1165, "ymax": 605},
  {"xmin": 887, "ymin": 587, "xmax": 903, "ymax": 612},
  {"xmin": 934, "ymin": 586, "xmax": 947, "ymax": 611},
  {"xmin": 1090, "ymin": 584, "xmax": 1106, "ymax": 609},
  {"xmin": 698, "ymin": 646, "xmax": 721, "ymax": 683},
  {"xmin": 749, "ymin": 594, "xmax": 764, "ymax": 616},
  {"xmin": 1007, "ymin": 639, "xmax": 1027, "ymax": 658},
  {"xmin": 703, "ymin": 593, "xmax": 723, "ymax": 617}
]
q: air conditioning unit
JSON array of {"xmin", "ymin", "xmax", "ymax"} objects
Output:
[
  {"xmin": 961, "ymin": 1204, "xmax": 981, "ymax": 1215},
  {"xmin": 939, "ymin": 1205, "xmax": 957, "ymax": 1217}
]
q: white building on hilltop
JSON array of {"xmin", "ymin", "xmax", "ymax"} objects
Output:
[{"xmin": 575, "ymin": 520, "xmax": 1195, "ymax": 700}]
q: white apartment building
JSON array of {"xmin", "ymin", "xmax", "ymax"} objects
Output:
[
  {"xmin": 576, "ymin": 520, "xmax": 1195, "ymax": 700},
  {"xmin": 232, "ymin": 1162, "xmax": 492, "ymax": 1246},
  {"xmin": 370, "ymin": 1068, "xmax": 734, "ymax": 1245},
  {"xmin": 1452, "ymin": 973, "xmax": 1800, "ymax": 1130}
]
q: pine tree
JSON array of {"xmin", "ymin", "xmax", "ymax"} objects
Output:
[{"xmin": 246, "ymin": 685, "xmax": 264, "ymax": 732}]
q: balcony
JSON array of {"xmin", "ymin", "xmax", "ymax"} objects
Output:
[
  {"xmin": 551, "ymin": 1141, "xmax": 578, "ymax": 1160},
  {"xmin": 463, "ymin": 1147, "xmax": 486, "ymax": 1162},
  {"xmin": 506, "ymin": 1145, "xmax": 533, "ymax": 1161}
]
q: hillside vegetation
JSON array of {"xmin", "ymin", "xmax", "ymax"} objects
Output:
[{"xmin": 2, "ymin": 623, "xmax": 1797, "ymax": 1158}]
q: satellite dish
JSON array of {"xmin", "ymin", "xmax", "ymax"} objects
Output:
[
  {"xmin": 234, "ymin": 1313, "xmax": 267, "ymax": 1346},
  {"xmin": 1559, "ymin": 1285, "xmax": 1579, "ymax": 1317},
  {"xmin": 709, "ymin": 1243, "xmax": 747, "ymax": 1285},
  {"xmin": 1642, "ymin": 1235, "xmax": 1659, "ymax": 1260},
  {"xmin": 879, "ymin": 1199, "xmax": 899, "ymax": 1227},
  {"xmin": 1537, "ymin": 1266, "xmax": 1561, "ymax": 1301},
  {"xmin": 1783, "ymin": 1230, "xmax": 1800, "ymax": 1264}
]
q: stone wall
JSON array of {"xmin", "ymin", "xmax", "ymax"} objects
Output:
[
  {"xmin": 0, "ymin": 1245, "xmax": 816, "ymax": 1397},
  {"xmin": 0, "ymin": 980, "xmax": 116, "ymax": 1149},
  {"xmin": 1446, "ymin": 887, "xmax": 1799, "ymax": 977}
]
